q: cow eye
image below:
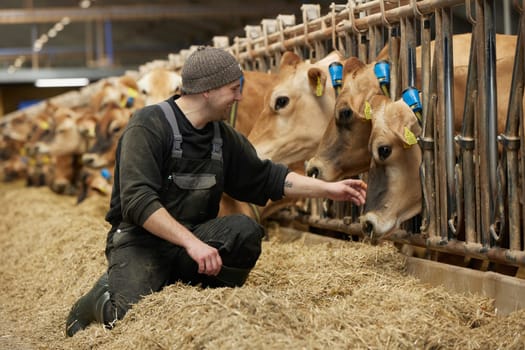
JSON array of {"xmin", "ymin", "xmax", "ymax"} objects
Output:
[
  {"xmin": 274, "ymin": 96, "xmax": 289, "ymax": 110},
  {"xmin": 378, "ymin": 145, "xmax": 392, "ymax": 160},
  {"xmin": 110, "ymin": 125, "xmax": 121, "ymax": 134}
]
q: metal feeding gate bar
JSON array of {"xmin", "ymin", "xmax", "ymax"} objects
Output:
[{"xmin": 216, "ymin": 0, "xmax": 525, "ymax": 285}]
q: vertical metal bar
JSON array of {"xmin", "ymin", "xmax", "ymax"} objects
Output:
[
  {"xmin": 473, "ymin": 0, "xmax": 485, "ymax": 245},
  {"xmin": 442, "ymin": 7, "xmax": 457, "ymax": 239},
  {"xmin": 420, "ymin": 72, "xmax": 438, "ymax": 238},
  {"xmin": 95, "ymin": 19, "xmax": 105, "ymax": 66},
  {"xmin": 25, "ymin": 0, "xmax": 38, "ymax": 69},
  {"xmin": 85, "ymin": 21, "xmax": 94, "ymax": 67},
  {"xmin": 418, "ymin": 14, "xmax": 434, "ymax": 237},
  {"xmin": 31, "ymin": 24, "xmax": 39, "ymax": 70},
  {"xmin": 486, "ymin": 0, "xmax": 499, "ymax": 246},
  {"xmin": 435, "ymin": 8, "xmax": 448, "ymax": 240},
  {"xmin": 503, "ymin": 0, "xmax": 512, "ymax": 34},
  {"xmin": 519, "ymin": 4, "xmax": 525, "ymax": 253},
  {"xmin": 369, "ymin": 25, "xmax": 378, "ymax": 61},
  {"xmin": 475, "ymin": 0, "xmax": 498, "ymax": 247},
  {"xmin": 104, "ymin": 20, "xmax": 113, "ymax": 67},
  {"xmin": 420, "ymin": 18, "xmax": 432, "ymax": 120},
  {"xmin": 405, "ymin": 16, "xmax": 417, "ymax": 88},
  {"xmin": 389, "ymin": 25, "xmax": 400, "ymax": 100},
  {"xmin": 502, "ymin": 9, "xmax": 525, "ymax": 250},
  {"xmin": 399, "ymin": 17, "xmax": 408, "ymax": 91},
  {"xmin": 457, "ymin": 32, "xmax": 478, "ymax": 244},
  {"xmin": 345, "ymin": 32, "xmax": 357, "ymax": 58},
  {"xmin": 358, "ymin": 33, "xmax": 368, "ymax": 63}
]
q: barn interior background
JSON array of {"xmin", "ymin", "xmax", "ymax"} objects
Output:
[
  {"xmin": 1, "ymin": 1, "xmax": 525, "ymax": 348},
  {"xmin": 0, "ymin": 1, "xmax": 519, "ymax": 113}
]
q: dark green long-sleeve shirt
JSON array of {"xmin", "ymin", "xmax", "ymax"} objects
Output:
[{"xmin": 105, "ymin": 96, "xmax": 289, "ymax": 227}]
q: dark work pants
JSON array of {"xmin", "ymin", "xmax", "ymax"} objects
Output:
[{"xmin": 105, "ymin": 214, "xmax": 264, "ymax": 322}]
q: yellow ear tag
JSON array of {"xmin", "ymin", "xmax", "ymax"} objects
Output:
[
  {"xmin": 88, "ymin": 126, "xmax": 96, "ymax": 138},
  {"xmin": 94, "ymin": 184, "xmax": 108, "ymax": 194},
  {"xmin": 403, "ymin": 126, "xmax": 418, "ymax": 147},
  {"xmin": 128, "ymin": 87, "xmax": 138, "ymax": 98},
  {"xmin": 364, "ymin": 101, "xmax": 372, "ymax": 120},
  {"xmin": 39, "ymin": 121, "xmax": 49, "ymax": 130},
  {"xmin": 315, "ymin": 77, "xmax": 323, "ymax": 97}
]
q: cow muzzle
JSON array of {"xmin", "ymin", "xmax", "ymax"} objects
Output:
[
  {"xmin": 359, "ymin": 212, "xmax": 395, "ymax": 245},
  {"xmin": 360, "ymin": 217, "xmax": 381, "ymax": 246}
]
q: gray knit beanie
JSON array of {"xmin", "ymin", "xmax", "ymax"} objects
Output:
[{"xmin": 181, "ymin": 46, "xmax": 242, "ymax": 94}]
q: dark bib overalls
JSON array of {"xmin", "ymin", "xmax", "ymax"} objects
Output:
[{"xmin": 104, "ymin": 101, "xmax": 264, "ymax": 321}]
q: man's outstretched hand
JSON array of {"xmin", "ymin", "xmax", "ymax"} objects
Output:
[{"xmin": 325, "ymin": 178, "xmax": 367, "ymax": 206}]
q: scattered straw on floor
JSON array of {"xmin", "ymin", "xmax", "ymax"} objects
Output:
[{"xmin": 1, "ymin": 182, "xmax": 524, "ymax": 350}]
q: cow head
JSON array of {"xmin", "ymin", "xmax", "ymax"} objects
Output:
[
  {"xmin": 82, "ymin": 106, "xmax": 131, "ymax": 169},
  {"xmin": 1, "ymin": 112, "xmax": 34, "ymax": 181},
  {"xmin": 24, "ymin": 108, "xmax": 56, "ymax": 156},
  {"xmin": 137, "ymin": 68, "xmax": 182, "ymax": 106},
  {"xmin": 91, "ymin": 75, "xmax": 146, "ymax": 112},
  {"xmin": 34, "ymin": 106, "xmax": 88, "ymax": 157},
  {"xmin": 359, "ymin": 95, "xmax": 422, "ymax": 243},
  {"xmin": 234, "ymin": 70, "xmax": 275, "ymax": 136},
  {"xmin": 248, "ymin": 50, "xmax": 343, "ymax": 166},
  {"xmin": 3, "ymin": 112, "xmax": 34, "ymax": 144},
  {"xmin": 306, "ymin": 57, "xmax": 383, "ymax": 181}
]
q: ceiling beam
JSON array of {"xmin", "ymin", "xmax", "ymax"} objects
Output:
[{"xmin": 0, "ymin": 4, "xmax": 299, "ymax": 24}]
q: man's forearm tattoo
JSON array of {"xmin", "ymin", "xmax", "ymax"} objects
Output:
[{"xmin": 284, "ymin": 180, "xmax": 293, "ymax": 188}]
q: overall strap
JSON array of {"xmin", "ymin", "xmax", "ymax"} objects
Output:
[
  {"xmin": 158, "ymin": 101, "xmax": 183, "ymax": 159},
  {"xmin": 211, "ymin": 122, "xmax": 223, "ymax": 161}
]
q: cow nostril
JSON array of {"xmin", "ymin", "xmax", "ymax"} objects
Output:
[
  {"xmin": 307, "ymin": 166, "xmax": 320, "ymax": 178},
  {"xmin": 378, "ymin": 145, "xmax": 391, "ymax": 160},
  {"xmin": 362, "ymin": 220, "xmax": 374, "ymax": 237}
]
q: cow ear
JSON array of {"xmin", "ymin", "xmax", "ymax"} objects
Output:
[
  {"xmin": 307, "ymin": 67, "xmax": 327, "ymax": 97},
  {"xmin": 390, "ymin": 100, "xmax": 422, "ymax": 147},
  {"xmin": 45, "ymin": 100, "xmax": 58, "ymax": 113},
  {"xmin": 119, "ymin": 75, "xmax": 139, "ymax": 90},
  {"xmin": 343, "ymin": 57, "xmax": 366, "ymax": 78},
  {"xmin": 280, "ymin": 51, "xmax": 302, "ymax": 68}
]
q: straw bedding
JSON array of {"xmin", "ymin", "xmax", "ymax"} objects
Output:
[{"xmin": 1, "ymin": 182, "xmax": 524, "ymax": 350}]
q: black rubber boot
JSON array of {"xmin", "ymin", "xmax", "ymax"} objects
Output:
[{"xmin": 65, "ymin": 272, "xmax": 110, "ymax": 337}]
